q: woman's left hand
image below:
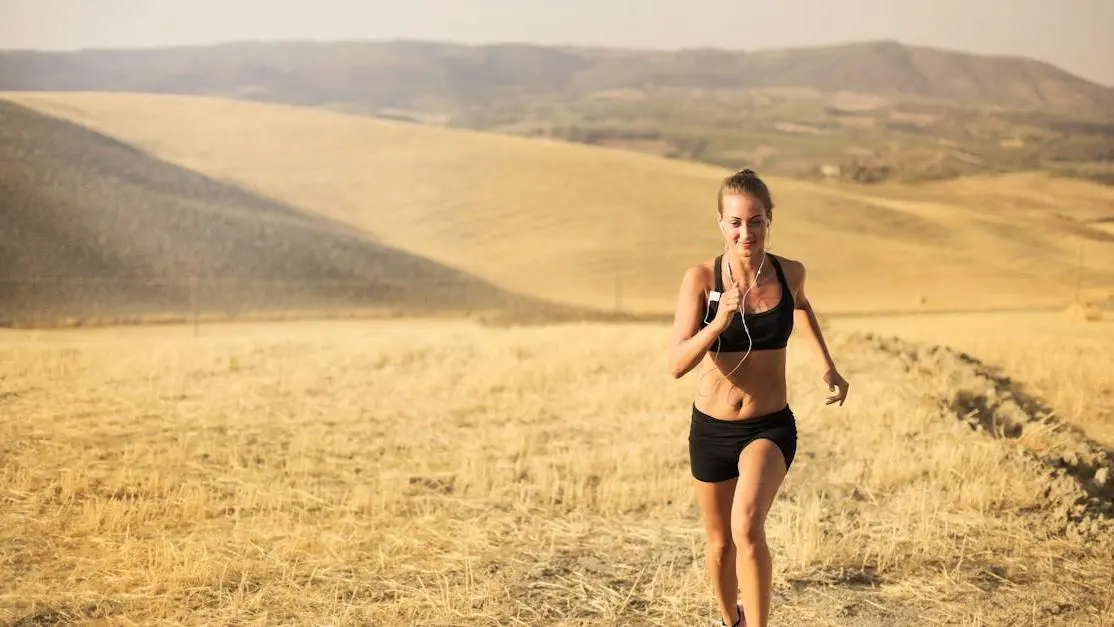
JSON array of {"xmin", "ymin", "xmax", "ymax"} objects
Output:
[{"xmin": 823, "ymin": 369, "xmax": 849, "ymax": 406}]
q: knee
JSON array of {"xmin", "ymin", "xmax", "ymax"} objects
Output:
[
  {"xmin": 731, "ymin": 511, "xmax": 766, "ymax": 551},
  {"xmin": 706, "ymin": 535, "xmax": 733, "ymax": 562}
]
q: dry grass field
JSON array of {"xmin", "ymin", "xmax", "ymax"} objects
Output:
[
  {"xmin": 2, "ymin": 91, "xmax": 1112, "ymax": 626},
  {"xmin": 829, "ymin": 311, "xmax": 1114, "ymax": 450},
  {"xmin": 6, "ymin": 92, "xmax": 1114, "ymax": 318},
  {"xmin": 1, "ymin": 316, "xmax": 1112, "ymax": 626}
]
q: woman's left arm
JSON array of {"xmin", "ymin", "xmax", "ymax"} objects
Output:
[{"xmin": 790, "ymin": 261, "xmax": 849, "ymax": 406}]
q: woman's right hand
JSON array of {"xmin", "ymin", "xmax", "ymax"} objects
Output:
[{"xmin": 711, "ymin": 282, "xmax": 741, "ymax": 331}]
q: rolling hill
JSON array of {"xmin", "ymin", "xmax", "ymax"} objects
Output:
[
  {"xmin": 6, "ymin": 91, "xmax": 1113, "ymax": 322},
  {"xmin": 3, "ymin": 40, "xmax": 1112, "ymax": 185},
  {"xmin": 0, "ymin": 99, "xmax": 575, "ymax": 326}
]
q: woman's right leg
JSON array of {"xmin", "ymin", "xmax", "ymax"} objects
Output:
[
  {"xmin": 731, "ymin": 440, "xmax": 789, "ymax": 627},
  {"xmin": 695, "ymin": 477, "xmax": 741, "ymax": 626}
]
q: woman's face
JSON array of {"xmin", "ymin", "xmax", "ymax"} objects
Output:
[{"xmin": 719, "ymin": 193, "xmax": 769, "ymax": 258}]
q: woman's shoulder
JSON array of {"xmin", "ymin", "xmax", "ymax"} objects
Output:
[
  {"xmin": 770, "ymin": 253, "xmax": 806, "ymax": 286},
  {"xmin": 679, "ymin": 258, "xmax": 717, "ymax": 294},
  {"xmin": 770, "ymin": 253, "xmax": 804, "ymax": 270}
]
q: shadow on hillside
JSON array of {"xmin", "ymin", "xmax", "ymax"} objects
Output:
[{"xmin": 0, "ymin": 99, "xmax": 619, "ymax": 328}]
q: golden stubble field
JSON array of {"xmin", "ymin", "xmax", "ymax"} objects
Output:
[
  {"xmin": 2, "ymin": 314, "xmax": 1112, "ymax": 626},
  {"xmin": 829, "ymin": 312, "xmax": 1114, "ymax": 449}
]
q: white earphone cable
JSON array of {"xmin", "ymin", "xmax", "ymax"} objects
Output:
[
  {"xmin": 720, "ymin": 251, "xmax": 766, "ymax": 380},
  {"xmin": 694, "ymin": 226, "xmax": 771, "ymax": 398}
]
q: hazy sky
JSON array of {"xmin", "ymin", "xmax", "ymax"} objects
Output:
[{"xmin": 3, "ymin": 0, "xmax": 1112, "ymax": 86}]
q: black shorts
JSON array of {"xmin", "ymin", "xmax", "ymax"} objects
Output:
[{"xmin": 688, "ymin": 404, "xmax": 798, "ymax": 483}]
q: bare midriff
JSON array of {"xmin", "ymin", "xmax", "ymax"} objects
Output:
[{"xmin": 692, "ymin": 348, "xmax": 788, "ymax": 420}]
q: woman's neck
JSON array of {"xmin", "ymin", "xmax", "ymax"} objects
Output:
[{"xmin": 727, "ymin": 250, "xmax": 767, "ymax": 286}]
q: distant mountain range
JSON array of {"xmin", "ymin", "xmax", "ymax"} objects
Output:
[
  {"xmin": 2, "ymin": 39, "xmax": 1113, "ymax": 115},
  {"xmin": 4, "ymin": 39, "xmax": 1113, "ymax": 184}
]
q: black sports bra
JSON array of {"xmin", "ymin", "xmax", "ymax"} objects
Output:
[{"xmin": 700, "ymin": 253, "xmax": 795, "ymax": 353}]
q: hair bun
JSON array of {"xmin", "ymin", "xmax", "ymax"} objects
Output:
[{"xmin": 736, "ymin": 168, "xmax": 757, "ymax": 176}]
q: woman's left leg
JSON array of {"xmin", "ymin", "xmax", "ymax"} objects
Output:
[{"xmin": 731, "ymin": 439, "xmax": 789, "ymax": 627}]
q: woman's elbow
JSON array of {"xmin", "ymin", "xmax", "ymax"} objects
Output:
[
  {"xmin": 666, "ymin": 354, "xmax": 680, "ymax": 379},
  {"xmin": 668, "ymin": 354, "xmax": 691, "ymax": 379}
]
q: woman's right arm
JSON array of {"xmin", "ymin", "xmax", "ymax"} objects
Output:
[{"xmin": 668, "ymin": 266, "xmax": 726, "ymax": 379}]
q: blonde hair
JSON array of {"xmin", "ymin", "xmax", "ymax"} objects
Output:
[{"xmin": 717, "ymin": 168, "xmax": 774, "ymax": 219}]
